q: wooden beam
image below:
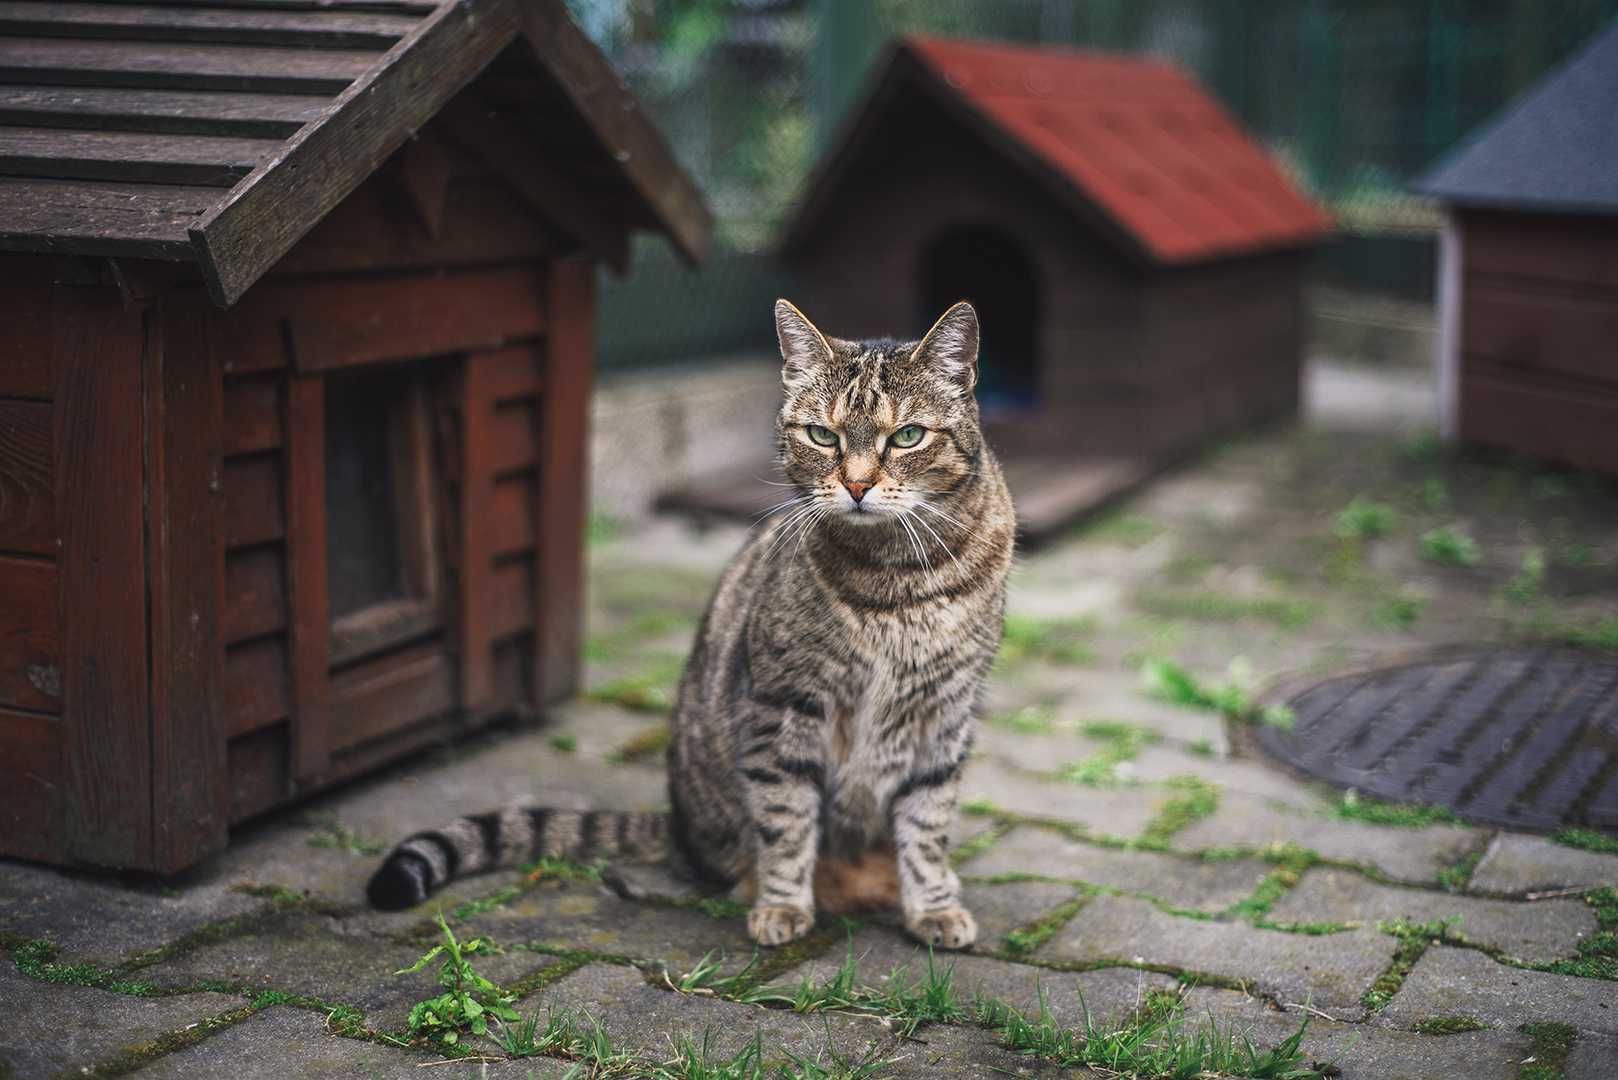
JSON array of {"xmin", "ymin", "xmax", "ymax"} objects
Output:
[
  {"xmin": 515, "ymin": 0, "xmax": 711, "ymax": 266},
  {"xmin": 0, "ymin": 86, "xmax": 323, "ymax": 138},
  {"xmin": 190, "ymin": 0, "xmax": 521, "ymax": 305},
  {"xmin": 145, "ymin": 293, "xmax": 228, "ymax": 871},
  {"xmin": 0, "ymin": 37, "xmax": 376, "ymax": 93},
  {"xmin": 533, "ymin": 256, "xmax": 593, "ymax": 703},
  {"xmin": 54, "ymin": 287, "xmax": 152, "ymax": 867},
  {"xmin": 284, "ymin": 375, "xmax": 330, "ymax": 782},
  {"xmin": 0, "ymin": 3, "xmax": 420, "ymax": 49},
  {"xmin": 458, "ymin": 350, "xmax": 496, "ymax": 709}
]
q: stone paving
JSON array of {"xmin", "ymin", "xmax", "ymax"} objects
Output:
[{"xmin": 4, "ymin": 356, "xmax": 1618, "ymax": 1078}]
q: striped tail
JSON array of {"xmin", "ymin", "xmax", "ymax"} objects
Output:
[{"xmin": 366, "ymin": 806, "xmax": 671, "ymax": 910}]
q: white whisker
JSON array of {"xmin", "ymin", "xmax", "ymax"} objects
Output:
[{"xmin": 907, "ymin": 507, "xmax": 965, "ymax": 574}]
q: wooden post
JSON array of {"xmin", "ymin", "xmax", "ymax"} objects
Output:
[
  {"xmin": 459, "ymin": 351, "xmax": 497, "ymax": 708},
  {"xmin": 533, "ymin": 256, "xmax": 594, "ymax": 703},
  {"xmin": 285, "ymin": 376, "xmax": 330, "ymax": 783},
  {"xmin": 55, "ymin": 287, "xmax": 152, "ymax": 866},
  {"xmin": 146, "ymin": 293, "xmax": 228, "ymax": 871}
]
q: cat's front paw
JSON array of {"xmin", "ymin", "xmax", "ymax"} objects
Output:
[
  {"xmin": 905, "ymin": 907, "xmax": 977, "ymax": 949},
  {"xmin": 747, "ymin": 903, "xmax": 815, "ymax": 946}
]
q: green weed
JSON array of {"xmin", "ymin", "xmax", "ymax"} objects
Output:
[
  {"xmin": 989, "ymin": 704, "xmax": 1057, "ymax": 734},
  {"xmin": 1335, "ymin": 497, "xmax": 1397, "ymax": 541},
  {"xmin": 1437, "ymin": 850, "xmax": 1482, "ymax": 893},
  {"xmin": 1413, "ymin": 1015, "xmax": 1488, "ymax": 1035},
  {"xmin": 979, "ymin": 990, "xmax": 1328, "ymax": 1078},
  {"xmin": 1004, "ymin": 898, "xmax": 1089, "ymax": 957},
  {"xmin": 1372, "ymin": 589, "xmax": 1426, "ymax": 630},
  {"xmin": 1078, "ymin": 511, "xmax": 1162, "ymax": 548},
  {"xmin": 10, "ymin": 939, "xmax": 157, "ymax": 996},
  {"xmin": 1136, "ymin": 777, "xmax": 1221, "ymax": 851},
  {"xmin": 589, "ymin": 656, "xmax": 686, "ymax": 713},
  {"xmin": 1542, "ymin": 887, "xmax": 1617, "ymax": 981},
  {"xmin": 1141, "ymin": 657, "xmax": 1294, "ymax": 730},
  {"xmin": 1060, "ymin": 723, "xmax": 1159, "ymax": 787},
  {"xmin": 395, "ymin": 912, "xmax": 519, "ymax": 1047},
  {"xmin": 1231, "ymin": 846, "xmax": 1316, "ymax": 922},
  {"xmin": 1188, "ymin": 738, "xmax": 1215, "ymax": 758},
  {"xmin": 304, "ymin": 812, "xmax": 386, "ymax": 856},
  {"xmin": 654, "ymin": 1031, "xmax": 766, "ymax": 1079},
  {"xmin": 1332, "ymin": 790, "xmax": 1458, "ymax": 828},
  {"xmin": 1519, "ymin": 1021, "xmax": 1576, "ymax": 1080},
  {"xmin": 1420, "ymin": 527, "xmax": 1480, "ymax": 568},
  {"xmin": 1552, "ymin": 828, "xmax": 1618, "ymax": 856},
  {"xmin": 1503, "ymin": 547, "xmax": 1547, "ymax": 606},
  {"xmin": 548, "ymin": 733, "xmax": 578, "ymax": 754},
  {"xmin": 998, "ymin": 614, "xmax": 1097, "ymax": 668},
  {"xmin": 742, "ymin": 942, "xmax": 967, "ymax": 1036}
]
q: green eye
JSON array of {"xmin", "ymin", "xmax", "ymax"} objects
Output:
[
  {"xmin": 806, "ymin": 424, "xmax": 839, "ymax": 447},
  {"xmin": 890, "ymin": 424, "xmax": 926, "ymax": 449}
]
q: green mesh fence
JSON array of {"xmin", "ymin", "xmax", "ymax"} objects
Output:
[{"xmin": 585, "ymin": 0, "xmax": 1618, "ymax": 366}]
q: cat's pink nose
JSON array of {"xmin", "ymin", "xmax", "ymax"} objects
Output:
[{"xmin": 845, "ymin": 480, "xmax": 874, "ymax": 502}]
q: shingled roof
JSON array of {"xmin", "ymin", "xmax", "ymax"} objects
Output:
[
  {"xmin": 782, "ymin": 35, "xmax": 1331, "ymax": 266},
  {"xmin": 0, "ymin": 0, "xmax": 710, "ymax": 305},
  {"xmin": 1415, "ymin": 18, "xmax": 1618, "ymax": 214}
]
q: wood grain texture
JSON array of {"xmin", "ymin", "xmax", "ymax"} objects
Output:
[
  {"xmin": 223, "ymin": 543, "xmax": 286, "ymax": 644},
  {"xmin": 0, "ymin": 85, "xmax": 324, "ymax": 137},
  {"xmin": 434, "ymin": 91, "xmax": 628, "ymax": 271},
  {"xmin": 222, "ymin": 371, "xmax": 283, "ymax": 454},
  {"xmin": 0, "ymin": 706, "xmax": 60, "ymax": 861},
  {"xmin": 268, "ymin": 172, "xmax": 562, "ymax": 277},
  {"xmin": 328, "ymin": 642, "xmax": 451, "ymax": 750},
  {"xmin": 225, "ymin": 719, "xmax": 287, "ymax": 822},
  {"xmin": 458, "ymin": 349, "xmax": 496, "ymax": 707},
  {"xmin": 0, "ymin": 397, "xmax": 55, "ymax": 554},
  {"xmin": 284, "ymin": 266, "xmax": 546, "ymax": 372},
  {"xmin": 489, "ymin": 472, "xmax": 534, "ymax": 557},
  {"xmin": 490, "ymin": 398, "xmax": 536, "ymax": 474},
  {"xmin": 283, "ymin": 376, "xmax": 329, "ymax": 780},
  {"xmin": 0, "ymin": 124, "xmax": 280, "ymax": 186},
  {"xmin": 190, "ymin": 0, "xmax": 522, "ymax": 304},
  {"xmin": 223, "ymin": 452, "xmax": 284, "ymax": 547},
  {"xmin": 533, "ymin": 256, "xmax": 593, "ymax": 702},
  {"xmin": 0, "ymin": 554, "xmax": 58, "ymax": 712},
  {"xmin": 482, "ymin": 343, "xmax": 541, "ymax": 403},
  {"xmin": 54, "ymin": 287, "xmax": 151, "ymax": 866},
  {"xmin": 515, "ymin": 0, "xmax": 710, "ymax": 265},
  {"xmin": 489, "ymin": 556, "xmax": 533, "ymax": 640},
  {"xmin": 0, "ymin": 282, "xmax": 52, "ymax": 397},
  {"xmin": 0, "ymin": 3, "xmax": 419, "ymax": 48},
  {"xmin": 0, "ymin": 176, "xmax": 212, "ymax": 260},
  {"xmin": 145, "ymin": 295, "xmax": 227, "ymax": 871},
  {"xmin": 223, "ymin": 634, "xmax": 290, "ymax": 737},
  {"xmin": 0, "ymin": 37, "xmax": 376, "ymax": 93}
]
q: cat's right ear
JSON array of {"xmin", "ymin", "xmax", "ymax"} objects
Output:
[{"xmin": 775, "ymin": 299, "xmax": 831, "ymax": 391}]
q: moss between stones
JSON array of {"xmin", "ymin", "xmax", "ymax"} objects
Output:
[
  {"xmin": 1002, "ymin": 897, "xmax": 1090, "ymax": 957},
  {"xmin": 1330, "ymin": 791, "xmax": 1459, "ymax": 828},
  {"xmin": 73, "ymin": 1004, "xmax": 258, "ymax": 1080},
  {"xmin": 11, "ymin": 938, "xmax": 160, "ymax": 996},
  {"xmin": 1437, "ymin": 849, "xmax": 1483, "ymax": 893},
  {"xmin": 1413, "ymin": 1014, "xmax": 1489, "ymax": 1035},
  {"xmin": 1540, "ymin": 887, "xmax": 1617, "ymax": 981},
  {"xmin": 1228, "ymin": 845, "xmax": 1316, "ymax": 923},
  {"xmin": 1519, "ymin": 1021, "xmax": 1577, "ymax": 1080},
  {"xmin": 1135, "ymin": 776, "xmax": 1221, "ymax": 851},
  {"xmin": 1362, "ymin": 917, "xmax": 1462, "ymax": 1012},
  {"xmin": 1551, "ymin": 828, "xmax": 1618, "ymax": 856}
]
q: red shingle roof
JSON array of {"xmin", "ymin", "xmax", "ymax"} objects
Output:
[{"xmin": 790, "ymin": 35, "xmax": 1331, "ymax": 265}]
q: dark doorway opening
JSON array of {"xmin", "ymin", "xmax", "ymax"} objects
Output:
[{"xmin": 919, "ymin": 225, "xmax": 1040, "ymax": 412}]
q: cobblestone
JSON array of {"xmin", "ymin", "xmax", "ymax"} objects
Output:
[
  {"xmin": 1042, "ymin": 894, "xmax": 1396, "ymax": 1013},
  {"xmin": 1268, "ymin": 867, "xmax": 1597, "ymax": 963},
  {"xmin": 1382, "ymin": 947, "xmax": 1618, "ymax": 1036},
  {"xmin": 1467, "ymin": 833, "xmax": 1618, "ymax": 894},
  {"xmin": 959, "ymin": 825, "xmax": 1268, "ymax": 911}
]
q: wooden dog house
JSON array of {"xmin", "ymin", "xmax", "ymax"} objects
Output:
[
  {"xmin": 0, "ymin": 0, "xmax": 709, "ymax": 873},
  {"xmin": 1416, "ymin": 19, "xmax": 1618, "ymax": 475},
  {"xmin": 778, "ymin": 36, "xmax": 1332, "ymax": 534}
]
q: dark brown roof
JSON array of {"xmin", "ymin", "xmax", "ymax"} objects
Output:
[
  {"xmin": 783, "ymin": 36, "xmax": 1330, "ymax": 266},
  {"xmin": 0, "ymin": 0, "xmax": 711, "ymax": 305}
]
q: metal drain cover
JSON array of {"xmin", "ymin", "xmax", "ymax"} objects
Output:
[{"xmin": 1256, "ymin": 649, "xmax": 1618, "ymax": 832}]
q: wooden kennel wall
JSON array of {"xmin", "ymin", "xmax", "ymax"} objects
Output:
[{"xmin": 0, "ymin": 0, "xmax": 709, "ymax": 873}]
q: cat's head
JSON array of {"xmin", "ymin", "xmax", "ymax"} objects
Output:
[{"xmin": 773, "ymin": 299, "xmax": 982, "ymax": 522}]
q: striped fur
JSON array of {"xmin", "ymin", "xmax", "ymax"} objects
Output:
[{"xmin": 370, "ymin": 300, "xmax": 1015, "ymax": 950}]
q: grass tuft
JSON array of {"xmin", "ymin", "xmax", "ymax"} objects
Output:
[
  {"xmin": 1335, "ymin": 497, "xmax": 1397, "ymax": 541},
  {"xmin": 998, "ymin": 615, "xmax": 1098, "ymax": 668},
  {"xmin": 1552, "ymin": 828, "xmax": 1618, "ymax": 856},
  {"xmin": 989, "ymin": 704, "xmax": 1057, "ymax": 734},
  {"xmin": 547, "ymin": 732, "xmax": 578, "ymax": 753},
  {"xmin": 1141, "ymin": 657, "xmax": 1294, "ymax": 730},
  {"xmin": 979, "ymin": 989, "xmax": 1330, "ymax": 1078},
  {"xmin": 304, "ymin": 811, "xmax": 386, "ymax": 856},
  {"xmin": 1136, "ymin": 590, "xmax": 1319, "ymax": 632},
  {"xmin": 1060, "ymin": 723, "xmax": 1159, "ymax": 787},
  {"xmin": 394, "ymin": 912, "xmax": 518, "ymax": 1048},
  {"xmin": 1541, "ymin": 887, "xmax": 1617, "ymax": 981},
  {"xmin": 1419, "ymin": 527, "xmax": 1481, "ymax": 568},
  {"xmin": 1331, "ymin": 790, "xmax": 1458, "ymax": 828}
]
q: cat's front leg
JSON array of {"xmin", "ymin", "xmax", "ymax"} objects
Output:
[
  {"xmin": 739, "ymin": 707, "xmax": 822, "ymax": 946},
  {"xmin": 891, "ymin": 736, "xmax": 975, "ymax": 949}
]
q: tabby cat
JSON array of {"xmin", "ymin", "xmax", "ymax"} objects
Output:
[{"xmin": 368, "ymin": 299, "xmax": 1017, "ymax": 948}]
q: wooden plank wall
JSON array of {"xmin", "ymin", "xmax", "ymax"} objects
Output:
[{"xmin": 1457, "ymin": 211, "xmax": 1618, "ymax": 475}]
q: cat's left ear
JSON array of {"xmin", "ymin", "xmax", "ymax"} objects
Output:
[{"xmin": 915, "ymin": 301, "xmax": 979, "ymax": 392}]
